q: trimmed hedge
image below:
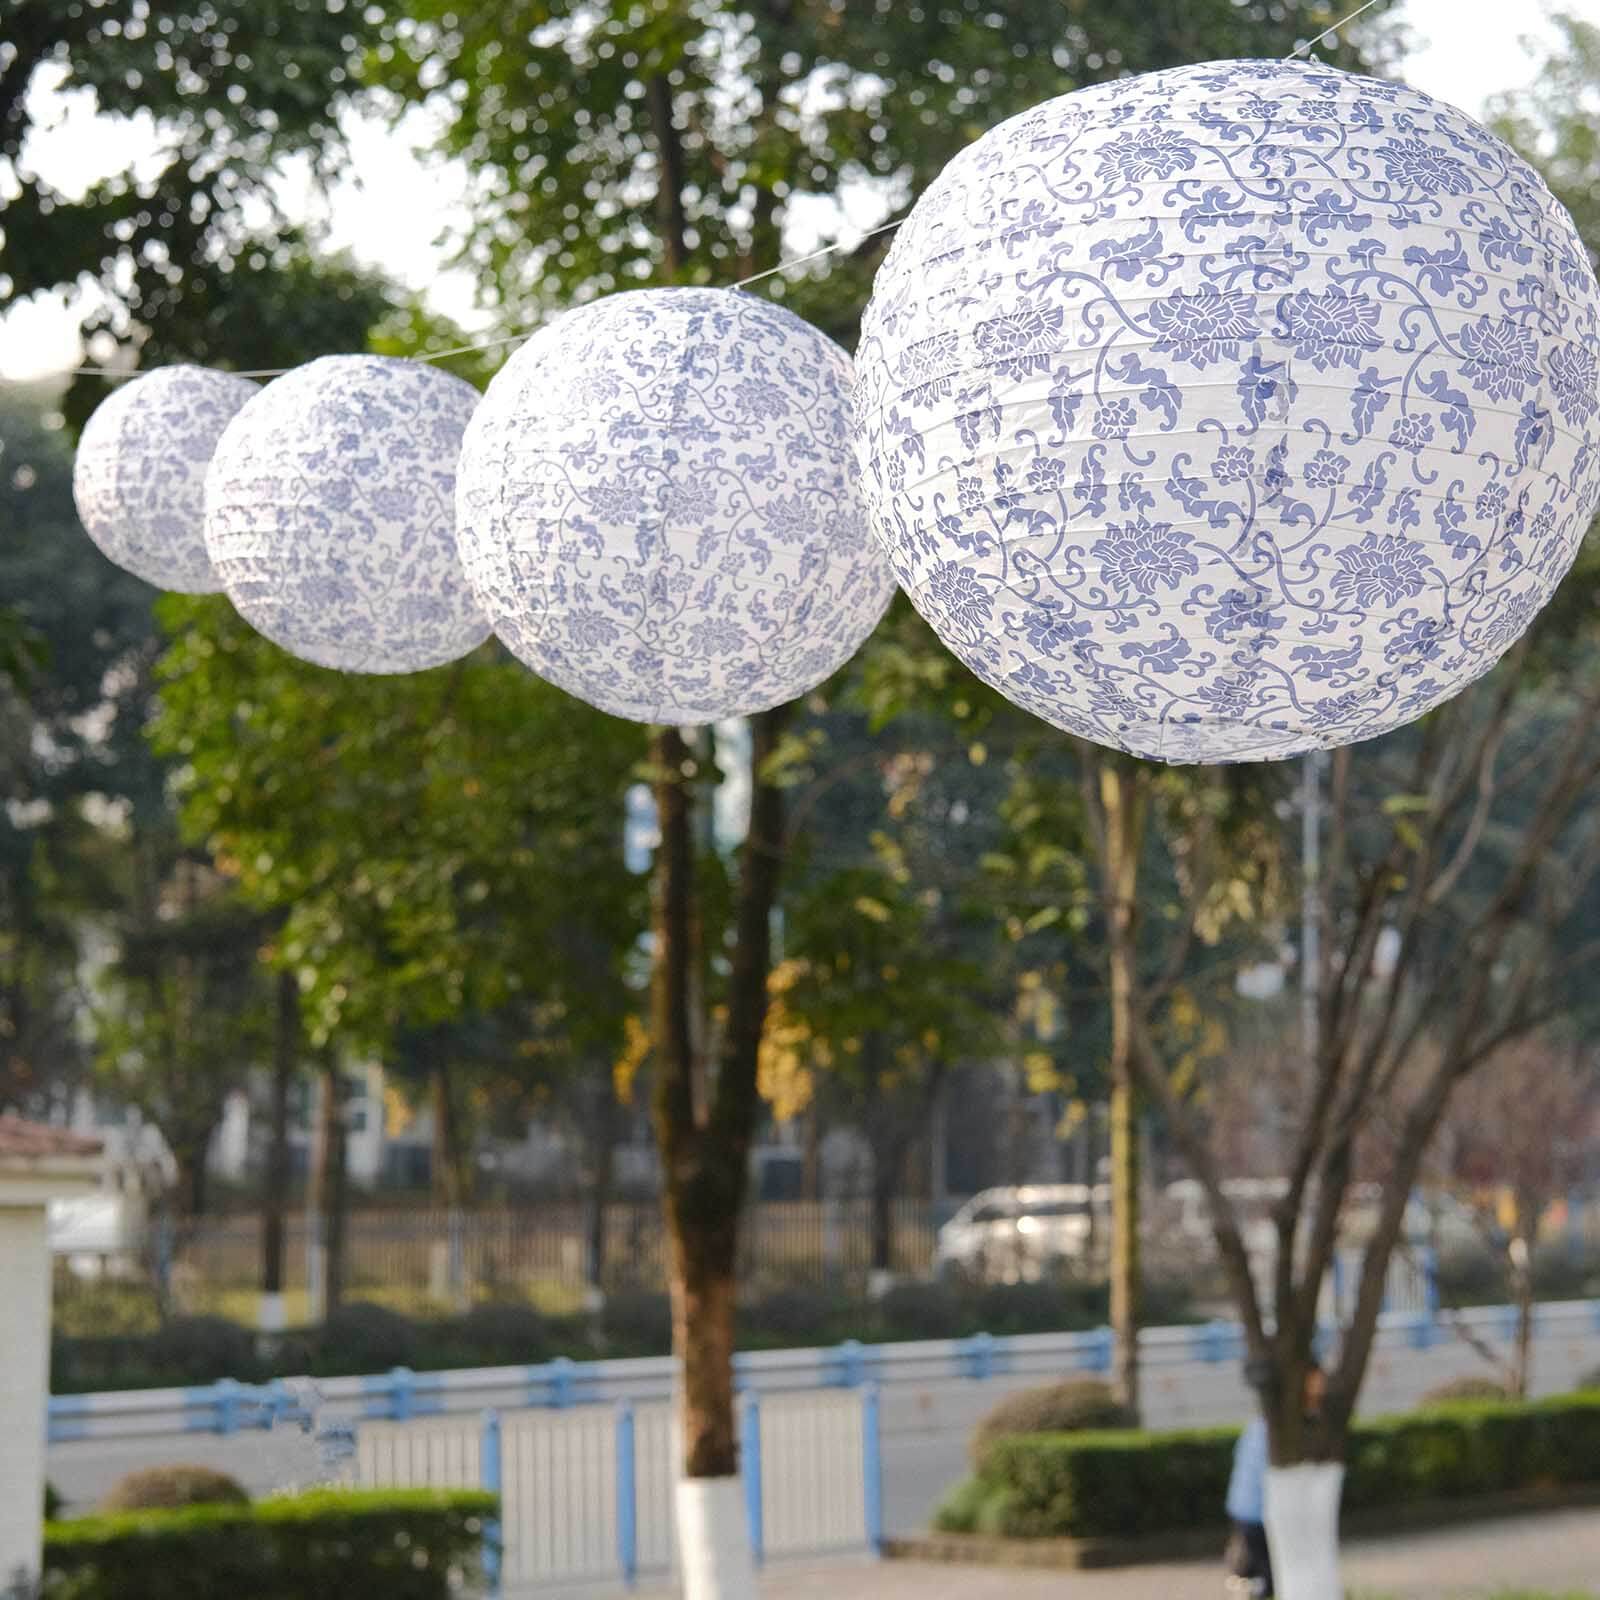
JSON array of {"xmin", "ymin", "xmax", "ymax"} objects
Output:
[
  {"xmin": 1418, "ymin": 1374, "xmax": 1512, "ymax": 1407},
  {"xmin": 99, "ymin": 1465, "xmax": 248, "ymax": 1513},
  {"xmin": 969, "ymin": 1379, "xmax": 1132, "ymax": 1470},
  {"xmin": 54, "ymin": 1279, "xmax": 1203, "ymax": 1391},
  {"xmin": 940, "ymin": 1392, "xmax": 1600, "ymax": 1540},
  {"xmin": 41, "ymin": 1488, "xmax": 496, "ymax": 1600}
]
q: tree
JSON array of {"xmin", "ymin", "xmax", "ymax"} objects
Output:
[
  {"xmin": 11, "ymin": 6, "xmax": 1398, "ymax": 1591},
  {"xmin": 770, "ymin": 849, "xmax": 999, "ymax": 1278},
  {"xmin": 151, "ymin": 591, "xmax": 648, "ymax": 1299},
  {"xmin": 1437, "ymin": 1033, "xmax": 1596, "ymax": 1397},
  {"xmin": 863, "ymin": 599, "xmax": 1286, "ymax": 1414},
  {"xmin": 0, "ymin": 388, "xmax": 162, "ymax": 1117}
]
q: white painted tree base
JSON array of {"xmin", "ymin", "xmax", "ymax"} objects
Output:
[
  {"xmin": 257, "ymin": 1291, "xmax": 287, "ymax": 1333},
  {"xmin": 676, "ymin": 1477, "xmax": 758, "ymax": 1600},
  {"xmin": 1264, "ymin": 1462, "xmax": 1344, "ymax": 1600}
]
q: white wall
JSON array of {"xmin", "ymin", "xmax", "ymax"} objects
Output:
[{"xmin": 0, "ymin": 1206, "xmax": 51, "ymax": 1584}]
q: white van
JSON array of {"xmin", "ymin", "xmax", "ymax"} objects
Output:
[{"xmin": 935, "ymin": 1184, "xmax": 1109, "ymax": 1282}]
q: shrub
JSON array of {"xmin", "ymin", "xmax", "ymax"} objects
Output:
[
  {"xmin": 932, "ymin": 1475, "xmax": 1016, "ymax": 1535},
  {"xmin": 144, "ymin": 1317, "xmax": 260, "ymax": 1384},
  {"xmin": 960, "ymin": 1392, "xmax": 1600, "ymax": 1542},
  {"xmin": 1433, "ymin": 1245, "xmax": 1504, "ymax": 1306},
  {"xmin": 970, "ymin": 1378, "xmax": 1133, "ymax": 1469},
  {"xmin": 973, "ymin": 1280, "xmax": 1093, "ymax": 1337},
  {"xmin": 315, "ymin": 1302, "xmax": 419, "ymax": 1373},
  {"xmin": 932, "ymin": 1474, "xmax": 989, "ymax": 1533},
  {"xmin": 447, "ymin": 1301, "xmax": 548, "ymax": 1364},
  {"xmin": 873, "ymin": 1281, "xmax": 971, "ymax": 1342},
  {"xmin": 599, "ymin": 1289, "xmax": 672, "ymax": 1355},
  {"xmin": 45, "ymin": 1483, "xmax": 62, "ymax": 1521},
  {"xmin": 1419, "ymin": 1374, "xmax": 1512, "ymax": 1407},
  {"xmin": 100, "ymin": 1466, "xmax": 249, "ymax": 1513},
  {"xmin": 740, "ymin": 1287, "xmax": 845, "ymax": 1346},
  {"xmin": 42, "ymin": 1488, "xmax": 496, "ymax": 1600},
  {"xmin": 982, "ymin": 1426, "xmax": 1237, "ymax": 1539}
]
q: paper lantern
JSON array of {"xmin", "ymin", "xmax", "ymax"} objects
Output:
[
  {"xmin": 854, "ymin": 59, "xmax": 1600, "ymax": 764},
  {"xmin": 454, "ymin": 287, "xmax": 895, "ymax": 724},
  {"xmin": 205, "ymin": 356, "xmax": 489, "ymax": 673},
  {"xmin": 72, "ymin": 366, "xmax": 257, "ymax": 592}
]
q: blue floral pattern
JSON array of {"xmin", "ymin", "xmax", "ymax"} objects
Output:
[
  {"xmin": 854, "ymin": 58, "xmax": 1600, "ymax": 763},
  {"xmin": 454, "ymin": 288, "xmax": 894, "ymax": 725},
  {"xmin": 204, "ymin": 356, "xmax": 489, "ymax": 673},
  {"xmin": 74, "ymin": 365, "xmax": 258, "ymax": 593}
]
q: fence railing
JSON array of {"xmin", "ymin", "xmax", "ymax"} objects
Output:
[
  {"xmin": 169, "ymin": 1198, "xmax": 944, "ymax": 1297},
  {"xmin": 50, "ymin": 1287, "xmax": 1594, "ymax": 1447},
  {"xmin": 353, "ymin": 1388, "xmax": 882, "ymax": 1591}
]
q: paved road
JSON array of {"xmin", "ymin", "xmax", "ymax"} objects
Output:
[
  {"xmin": 586, "ymin": 1508, "xmax": 1600, "ymax": 1600},
  {"xmin": 48, "ymin": 1314, "xmax": 1600, "ymax": 1533}
]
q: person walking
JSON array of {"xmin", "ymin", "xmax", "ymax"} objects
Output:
[{"xmin": 1225, "ymin": 1404, "xmax": 1272, "ymax": 1598}]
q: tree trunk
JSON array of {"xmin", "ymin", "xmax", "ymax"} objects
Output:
[
  {"xmin": 583, "ymin": 1081, "xmax": 617, "ymax": 1296},
  {"xmin": 261, "ymin": 971, "xmax": 295, "ymax": 1314},
  {"xmin": 651, "ymin": 708, "xmax": 789, "ymax": 1600},
  {"xmin": 310, "ymin": 1058, "xmax": 347, "ymax": 1317},
  {"xmin": 802, "ymin": 1103, "xmax": 821, "ymax": 1201},
  {"xmin": 1100, "ymin": 761, "xmax": 1147, "ymax": 1421},
  {"xmin": 870, "ymin": 1165, "xmax": 896, "ymax": 1276},
  {"xmin": 174, "ymin": 1139, "xmax": 210, "ymax": 1221},
  {"xmin": 1264, "ymin": 1462, "xmax": 1345, "ymax": 1600},
  {"xmin": 431, "ymin": 1061, "xmax": 468, "ymax": 1209}
]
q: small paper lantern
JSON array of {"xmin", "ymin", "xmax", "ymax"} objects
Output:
[
  {"xmin": 205, "ymin": 356, "xmax": 490, "ymax": 674},
  {"xmin": 454, "ymin": 287, "xmax": 895, "ymax": 724},
  {"xmin": 854, "ymin": 59, "xmax": 1600, "ymax": 763},
  {"xmin": 72, "ymin": 366, "xmax": 258, "ymax": 592}
]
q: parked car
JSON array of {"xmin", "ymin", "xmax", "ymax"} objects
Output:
[{"xmin": 935, "ymin": 1184, "xmax": 1108, "ymax": 1283}]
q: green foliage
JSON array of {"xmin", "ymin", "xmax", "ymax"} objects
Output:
[
  {"xmin": 148, "ymin": 597, "xmax": 647, "ymax": 1161},
  {"xmin": 955, "ymin": 1392, "xmax": 1600, "ymax": 1541},
  {"xmin": 932, "ymin": 1473, "xmax": 1012, "ymax": 1536},
  {"xmin": 372, "ymin": 1, "xmax": 1393, "ymax": 336},
  {"xmin": 41, "ymin": 1488, "xmax": 496, "ymax": 1600},
  {"xmin": 142, "ymin": 1317, "xmax": 261, "ymax": 1384},
  {"xmin": 316, "ymin": 1302, "xmax": 422, "ymax": 1373},
  {"xmin": 0, "ymin": 391, "xmax": 162, "ymax": 1111},
  {"xmin": 99, "ymin": 1466, "xmax": 249, "ymax": 1514},
  {"xmin": 970, "ymin": 1379, "xmax": 1132, "ymax": 1471}
]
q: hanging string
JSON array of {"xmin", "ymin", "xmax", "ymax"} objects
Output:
[
  {"xmin": 17, "ymin": 213, "xmax": 908, "ymax": 384},
  {"xmin": 12, "ymin": 0, "xmax": 1385, "ymax": 386},
  {"xmin": 1288, "ymin": 0, "xmax": 1388, "ymax": 61}
]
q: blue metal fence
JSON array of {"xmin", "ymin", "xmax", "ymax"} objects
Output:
[{"xmin": 45, "ymin": 1254, "xmax": 1509, "ymax": 1451}]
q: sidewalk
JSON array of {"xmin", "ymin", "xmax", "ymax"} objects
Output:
[{"xmin": 588, "ymin": 1507, "xmax": 1600, "ymax": 1599}]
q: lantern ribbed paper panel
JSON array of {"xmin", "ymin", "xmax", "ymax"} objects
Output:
[
  {"xmin": 73, "ymin": 365, "xmax": 258, "ymax": 593},
  {"xmin": 854, "ymin": 59, "xmax": 1600, "ymax": 764},
  {"xmin": 205, "ymin": 356, "xmax": 490, "ymax": 674},
  {"xmin": 455, "ymin": 287, "xmax": 895, "ymax": 724}
]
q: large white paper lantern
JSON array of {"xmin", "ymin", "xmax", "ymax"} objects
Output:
[
  {"xmin": 72, "ymin": 365, "xmax": 257, "ymax": 592},
  {"xmin": 454, "ymin": 287, "xmax": 895, "ymax": 724},
  {"xmin": 205, "ymin": 355, "xmax": 490, "ymax": 673},
  {"xmin": 854, "ymin": 59, "xmax": 1600, "ymax": 764}
]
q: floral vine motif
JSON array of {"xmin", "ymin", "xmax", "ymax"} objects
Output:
[
  {"xmin": 205, "ymin": 356, "xmax": 489, "ymax": 674},
  {"xmin": 854, "ymin": 57, "xmax": 1600, "ymax": 763},
  {"xmin": 455, "ymin": 288, "xmax": 894, "ymax": 724},
  {"xmin": 74, "ymin": 365, "xmax": 259, "ymax": 593}
]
